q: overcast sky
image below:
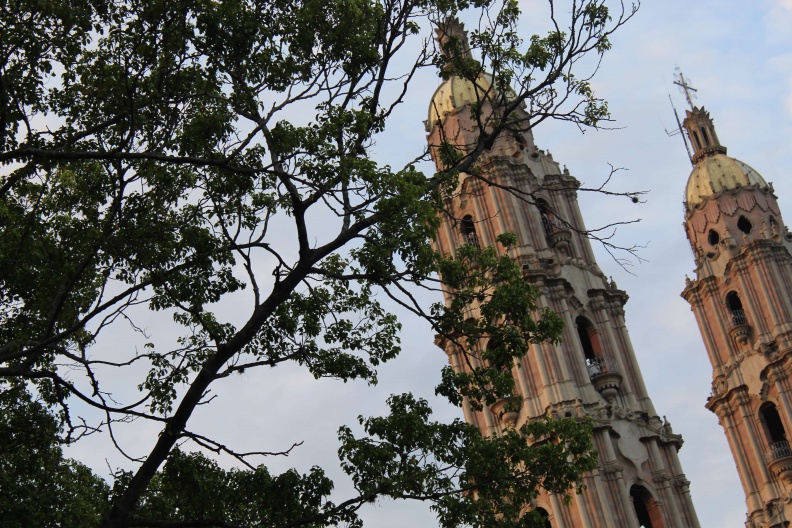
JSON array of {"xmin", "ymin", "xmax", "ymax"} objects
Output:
[{"xmin": 62, "ymin": 1, "xmax": 792, "ymax": 527}]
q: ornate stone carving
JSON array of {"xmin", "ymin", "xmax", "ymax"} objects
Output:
[
  {"xmin": 732, "ymin": 387, "xmax": 753, "ymax": 406},
  {"xmin": 673, "ymin": 474, "xmax": 692, "ymax": 492},
  {"xmin": 702, "ymin": 278, "xmax": 721, "ymax": 297},
  {"xmin": 652, "ymin": 469, "xmax": 670, "ymax": 484},
  {"xmin": 762, "ymin": 342, "xmax": 780, "ymax": 361},
  {"xmin": 768, "ymin": 362, "xmax": 784, "ymax": 380},
  {"xmin": 714, "ymin": 404, "xmax": 733, "ymax": 422},
  {"xmin": 600, "ymin": 460, "xmax": 624, "ymax": 476}
]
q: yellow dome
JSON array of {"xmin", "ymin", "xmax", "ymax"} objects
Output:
[
  {"xmin": 427, "ymin": 74, "xmax": 493, "ymax": 129},
  {"xmin": 685, "ymin": 154, "xmax": 767, "ymax": 207}
]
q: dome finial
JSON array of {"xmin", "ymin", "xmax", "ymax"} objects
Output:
[
  {"xmin": 673, "ymin": 68, "xmax": 698, "ymax": 110},
  {"xmin": 435, "ymin": 17, "xmax": 472, "ymax": 61},
  {"xmin": 671, "ymin": 71, "xmax": 727, "ymax": 164}
]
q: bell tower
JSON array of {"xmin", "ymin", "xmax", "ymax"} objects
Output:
[
  {"xmin": 679, "ymin": 89, "xmax": 792, "ymax": 527},
  {"xmin": 428, "ymin": 19, "xmax": 701, "ymax": 527}
]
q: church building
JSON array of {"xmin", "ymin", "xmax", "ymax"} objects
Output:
[
  {"xmin": 427, "ymin": 19, "xmax": 701, "ymax": 527},
  {"xmin": 679, "ymin": 88, "xmax": 792, "ymax": 527}
]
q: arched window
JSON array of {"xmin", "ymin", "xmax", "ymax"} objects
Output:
[
  {"xmin": 726, "ymin": 292, "xmax": 747, "ymax": 326},
  {"xmin": 630, "ymin": 485, "xmax": 664, "ymax": 528},
  {"xmin": 537, "ymin": 199, "xmax": 557, "ymax": 236},
  {"xmin": 726, "ymin": 292, "xmax": 742, "ymax": 311},
  {"xmin": 700, "ymin": 126, "xmax": 711, "ymax": 147},
  {"xmin": 691, "ymin": 131, "xmax": 702, "ymax": 151},
  {"xmin": 707, "ymin": 229, "xmax": 720, "ymax": 246},
  {"xmin": 536, "ymin": 508, "xmax": 552, "ymax": 528},
  {"xmin": 576, "ymin": 316, "xmax": 608, "ymax": 380},
  {"xmin": 461, "ymin": 215, "xmax": 480, "ymax": 249},
  {"xmin": 576, "ymin": 316, "xmax": 602, "ymax": 362},
  {"xmin": 760, "ymin": 402, "xmax": 787, "ymax": 445}
]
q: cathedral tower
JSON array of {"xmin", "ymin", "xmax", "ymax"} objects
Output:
[
  {"xmin": 680, "ymin": 94, "xmax": 792, "ymax": 527},
  {"xmin": 429, "ymin": 20, "xmax": 700, "ymax": 527}
]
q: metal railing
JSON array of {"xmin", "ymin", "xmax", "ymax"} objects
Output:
[
  {"xmin": 463, "ymin": 232, "xmax": 481, "ymax": 250},
  {"xmin": 541, "ymin": 214, "xmax": 568, "ymax": 236},
  {"xmin": 767, "ymin": 440, "xmax": 792, "ymax": 462},
  {"xmin": 730, "ymin": 309, "xmax": 748, "ymax": 326},
  {"xmin": 586, "ymin": 355, "xmax": 619, "ymax": 380}
]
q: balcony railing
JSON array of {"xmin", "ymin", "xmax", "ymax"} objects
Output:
[
  {"xmin": 463, "ymin": 232, "xmax": 481, "ymax": 251},
  {"xmin": 730, "ymin": 309, "xmax": 748, "ymax": 327},
  {"xmin": 766, "ymin": 440, "xmax": 792, "ymax": 484},
  {"xmin": 541, "ymin": 214, "xmax": 568, "ymax": 236},
  {"xmin": 586, "ymin": 355, "xmax": 619, "ymax": 380},
  {"xmin": 767, "ymin": 440, "xmax": 792, "ymax": 462}
]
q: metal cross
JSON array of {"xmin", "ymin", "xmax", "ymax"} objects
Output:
[{"xmin": 673, "ymin": 68, "xmax": 698, "ymax": 109}]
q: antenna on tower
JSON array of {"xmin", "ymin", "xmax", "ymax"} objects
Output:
[{"xmin": 665, "ymin": 94, "xmax": 693, "ymax": 163}]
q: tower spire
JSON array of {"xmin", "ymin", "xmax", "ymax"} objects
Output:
[
  {"xmin": 674, "ymin": 68, "xmax": 698, "ymax": 110},
  {"xmin": 434, "ymin": 17, "xmax": 472, "ymax": 61},
  {"xmin": 672, "ymin": 71, "xmax": 727, "ymax": 164}
]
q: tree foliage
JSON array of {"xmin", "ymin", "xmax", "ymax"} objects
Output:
[
  {"xmin": 0, "ymin": 0, "xmax": 635, "ymax": 526},
  {"xmin": 0, "ymin": 386, "xmax": 109, "ymax": 528}
]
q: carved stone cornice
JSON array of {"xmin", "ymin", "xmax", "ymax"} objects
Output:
[
  {"xmin": 712, "ymin": 403, "xmax": 733, "ymax": 423},
  {"xmin": 681, "ymin": 279, "xmax": 704, "ymax": 306},
  {"xmin": 778, "ymin": 332, "xmax": 792, "ymax": 356},
  {"xmin": 588, "ymin": 287, "xmax": 629, "ymax": 317},
  {"xmin": 730, "ymin": 255, "xmax": 751, "ymax": 275},
  {"xmin": 566, "ymin": 400, "xmax": 685, "ymax": 448},
  {"xmin": 701, "ymin": 277, "xmax": 721, "ymax": 297},
  {"xmin": 706, "ymin": 385, "xmax": 752, "ymax": 419},
  {"xmin": 682, "ymin": 275, "xmax": 720, "ymax": 305},
  {"xmin": 766, "ymin": 363, "xmax": 787, "ymax": 385},
  {"xmin": 521, "ymin": 254, "xmax": 561, "ymax": 283},
  {"xmin": 723, "ymin": 241, "xmax": 792, "ymax": 280},
  {"xmin": 744, "ymin": 243, "xmax": 776, "ymax": 266},
  {"xmin": 479, "ymin": 153, "xmax": 538, "ymax": 183},
  {"xmin": 673, "ymin": 474, "xmax": 692, "ymax": 493},
  {"xmin": 434, "ymin": 333, "xmax": 465, "ymax": 358},
  {"xmin": 540, "ymin": 172, "xmax": 580, "ymax": 192},
  {"xmin": 651, "ymin": 468, "xmax": 668, "ymax": 482},
  {"xmin": 545, "ymin": 281, "xmax": 570, "ymax": 301},
  {"xmin": 731, "ymin": 386, "xmax": 753, "ymax": 407},
  {"xmin": 599, "ymin": 460, "xmax": 625, "ymax": 479}
]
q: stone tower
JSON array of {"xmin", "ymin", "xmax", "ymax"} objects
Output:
[
  {"xmin": 428, "ymin": 20, "xmax": 700, "ymax": 528},
  {"xmin": 680, "ymin": 101, "xmax": 792, "ymax": 527}
]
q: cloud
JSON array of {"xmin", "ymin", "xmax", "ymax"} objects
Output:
[{"xmin": 777, "ymin": 0, "xmax": 792, "ymax": 11}]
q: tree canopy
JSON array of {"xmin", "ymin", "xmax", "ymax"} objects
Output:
[
  {"xmin": 0, "ymin": 385, "xmax": 109, "ymax": 528},
  {"xmin": 0, "ymin": 0, "xmax": 636, "ymax": 526}
]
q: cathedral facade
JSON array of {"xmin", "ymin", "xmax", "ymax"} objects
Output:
[{"xmin": 427, "ymin": 20, "xmax": 700, "ymax": 528}]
